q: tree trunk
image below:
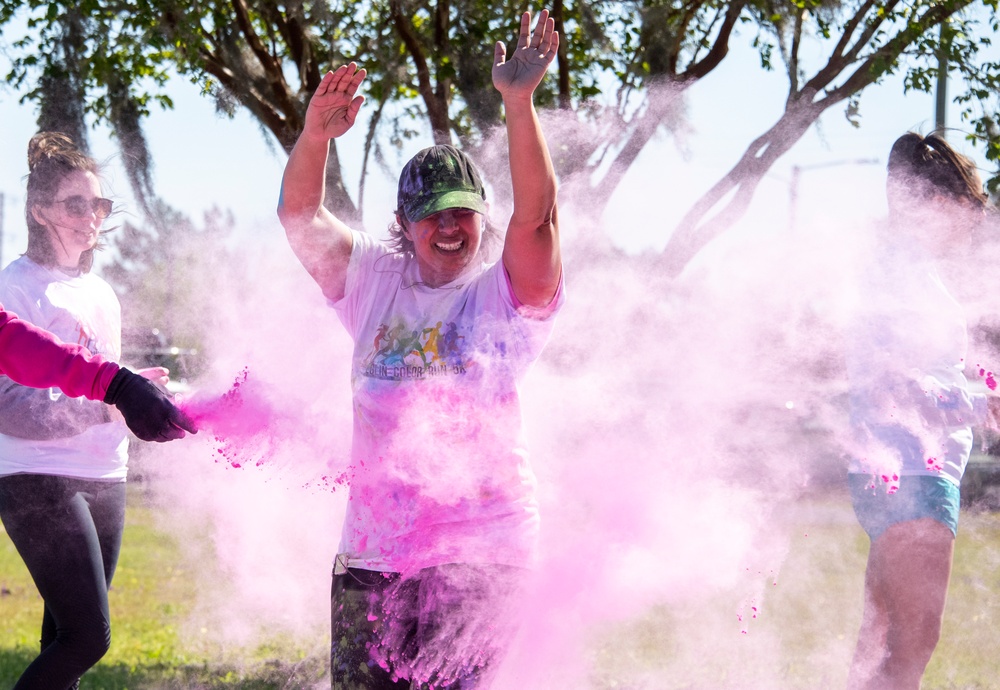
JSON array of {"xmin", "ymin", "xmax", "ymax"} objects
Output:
[{"xmin": 659, "ymin": 96, "xmax": 825, "ymax": 278}]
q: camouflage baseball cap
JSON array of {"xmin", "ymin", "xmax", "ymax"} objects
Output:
[{"xmin": 397, "ymin": 145, "xmax": 487, "ymax": 223}]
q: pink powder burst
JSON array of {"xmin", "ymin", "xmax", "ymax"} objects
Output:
[
  {"xmin": 307, "ymin": 472, "xmax": 351, "ymax": 491},
  {"xmin": 181, "ymin": 367, "xmax": 251, "ymax": 431},
  {"xmin": 178, "ymin": 367, "xmax": 284, "ymax": 470}
]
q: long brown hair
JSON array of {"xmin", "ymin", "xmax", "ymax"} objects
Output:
[
  {"xmin": 25, "ymin": 132, "xmax": 108, "ymax": 273},
  {"xmin": 886, "ymin": 132, "xmax": 989, "ymax": 211}
]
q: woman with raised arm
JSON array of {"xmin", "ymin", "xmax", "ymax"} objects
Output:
[
  {"xmin": 0, "ymin": 132, "xmax": 195, "ymax": 690},
  {"xmin": 278, "ymin": 9, "xmax": 562, "ymax": 689},
  {"xmin": 846, "ymin": 132, "xmax": 999, "ymax": 690}
]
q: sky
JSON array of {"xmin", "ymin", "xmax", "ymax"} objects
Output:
[{"xmin": 0, "ymin": 11, "xmax": 995, "ymax": 267}]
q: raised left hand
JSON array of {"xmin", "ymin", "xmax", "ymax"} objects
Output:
[{"xmin": 492, "ymin": 10, "xmax": 559, "ymax": 101}]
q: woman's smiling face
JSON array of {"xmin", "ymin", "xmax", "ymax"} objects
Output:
[
  {"xmin": 32, "ymin": 169, "xmax": 105, "ymax": 268},
  {"xmin": 401, "ymin": 207, "xmax": 483, "ymax": 287}
]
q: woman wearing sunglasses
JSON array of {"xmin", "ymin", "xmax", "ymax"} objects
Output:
[{"xmin": 0, "ymin": 131, "xmax": 196, "ymax": 689}]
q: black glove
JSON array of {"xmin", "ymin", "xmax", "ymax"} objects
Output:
[{"xmin": 103, "ymin": 367, "xmax": 197, "ymax": 442}]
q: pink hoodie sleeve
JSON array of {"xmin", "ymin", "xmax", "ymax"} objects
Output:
[{"xmin": 0, "ymin": 306, "xmax": 120, "ymax": 401}]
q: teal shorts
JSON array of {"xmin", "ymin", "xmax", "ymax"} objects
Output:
[{"xmin": 849, "ymin": 473, "xmax": 960, "ymax": 541}]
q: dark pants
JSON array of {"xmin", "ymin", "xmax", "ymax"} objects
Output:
[
  {"xmin": 330, "ymin": 563, "xmax": 523, "ymax": 690},
  {"xmin": 0, "ymin": 473, "xmax": 126, "ymax": 690}
]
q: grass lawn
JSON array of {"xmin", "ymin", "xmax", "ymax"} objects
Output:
[
  {"xmin": 0, "ymin": 481, "xmax": 327, "ymax": 689},
  {"xmin": 587, "ymin": 493, "xmax": 1000, "ymax": 689},
  {"xmin": 4, "ymin": 482, "xmax": 1000, "ymax": 688}
]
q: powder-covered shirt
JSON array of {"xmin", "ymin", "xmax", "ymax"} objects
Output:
[
  {"xmin": 846, "ymin": 238, "xmax": 986, "ymax": 486},
  {"xmin": 0, "ymin": 256, "xmax": 129, "ymax": 480},
  {"xmin": 332, "ymin": 230, "xmax": 563, "ymax": 574}
]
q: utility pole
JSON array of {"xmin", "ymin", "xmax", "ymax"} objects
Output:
[{"xmin": 935, "ymin": 22, "xmax": 950, "ymax": 137}]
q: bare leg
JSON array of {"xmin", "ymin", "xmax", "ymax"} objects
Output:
[
  {"xmin": 847, "ymin": 518, "xmax": 954, "ymax": 690},
  {"xmin": 848, "ymin": 562, "xmax": 888, "ymax": 689}
]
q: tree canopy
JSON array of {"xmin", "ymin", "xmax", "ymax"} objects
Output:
[{"xmin": 2, "ymin": 0, "xmax": 998, "ymax": 274}]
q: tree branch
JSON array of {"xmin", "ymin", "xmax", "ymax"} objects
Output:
[
  {"xmin": 583, "ymin": 1, "xmax": 746, "ymax": 218},
  {"xmin": 228, "ymin": 0, "xmax": 300, "ymax": 131},
  {"xmin": 552, "ymin": 0, "xmax": 571, "ymax": 108},
  {"xmin": 667, "ymin": 1, "xmax": 707, "ymax": 74},
  {"xmin": 684, "ymin": 2, "xmax": 746, "ymax": 81},
  {"xmin": 390, "ymin": 0, "xmax": 452, "ymax": 142},
  {"xmin": 657, "ymin": 0, "xmax": 979, "ymax": 280},
  {"xmin": 805, "ymin": 0, "xmax": 892, "ymax": 94},
  {"xmin": 660, "ymin": 99, "xmax": 823, "ymax": 277},
  {"xmin": 196, "ymin": 48, "xmax": 293, "ymax": 147},
  {"xmin": 819, "ymin": 0, "xmax": 972, "ymax": 104},
  {"xmin": 787, "ymin": 7, "xmax": 803, "ymax": 98}
]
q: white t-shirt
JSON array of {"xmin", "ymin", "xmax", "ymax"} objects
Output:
[
  {"xmin": 846, "ymin": 240, "xmax": 985, "ymax": 486},
  {"xmin": 0, "ymin": 256, "xmax": 129, "ymax": 479},
  {"xmin": 332, "ymin": 231, "xmax": 562, "ymax": 574}
]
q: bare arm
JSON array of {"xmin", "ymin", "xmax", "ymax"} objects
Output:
[
  {"xmin": 494, "ymin": 10, "xmax": 561, "ymax": 308},
  {"xmin": 277, "ymin": 64, "xmax": 367, "ymax": 302}
]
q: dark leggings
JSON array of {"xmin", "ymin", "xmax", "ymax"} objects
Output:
[{"xmin": 0, "ymin": 473, "xmax": 126, "ymax": 690}]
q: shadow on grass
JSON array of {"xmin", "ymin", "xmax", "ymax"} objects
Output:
[{"xmin": 0, "ymin": 647, "xmax": 327, "ymax": 689}]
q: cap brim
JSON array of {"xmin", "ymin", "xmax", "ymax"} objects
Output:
[{"xmin": 406, "ymin": 191, "xmax": 486, "ymax": 223}]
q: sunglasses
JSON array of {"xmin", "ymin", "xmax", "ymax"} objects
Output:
[{"xmin": 52, "ymin": 196, "xmax": 114, "ymax": 219}]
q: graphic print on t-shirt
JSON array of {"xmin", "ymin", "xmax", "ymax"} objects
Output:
[
  {"xmin": 363, "ymin": 318, "xmax": 473, "ymax": 381},
  {"xmin": 44, "ymin": 282, "xmax": 121, "ymax": 360}
]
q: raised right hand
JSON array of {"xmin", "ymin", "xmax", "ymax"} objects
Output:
[
  {"xmin": 492, "ymin": 10, "xmax": 558, "ymax": 102},
  {"xmin": 304, "ymin": 63, "xmax": 367, "ymax": 141}
]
